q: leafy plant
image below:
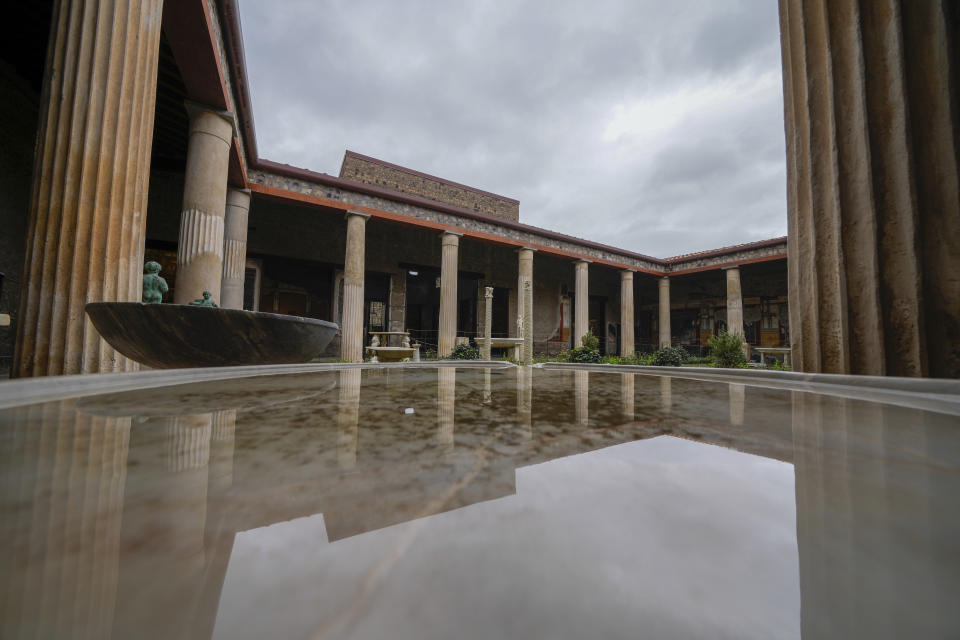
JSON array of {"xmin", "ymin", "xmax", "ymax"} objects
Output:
[
  {"xmin": 708, "ymin": 331, "xmax": 747, "ymax": 368},
  {"xmin": 653, "ymin": 345, "xmax": 687, "ymax": 367},
  {"xmin": 581, "ymin": 331, "xmax": 600, "ymax": 352},
  {"xmin": 770, "ymin": 359, "xmax": 791, "ymax": 371},
  {"xmin": 448, "ymin": 343, "xmax": 481, "ymax": 360}
]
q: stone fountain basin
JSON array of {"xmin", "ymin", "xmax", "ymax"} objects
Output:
[{"xmin": 85, "ymin": 302, "xmax": 338, "ymax": 369}]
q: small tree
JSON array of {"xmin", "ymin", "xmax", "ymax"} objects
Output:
[
  {"xmin": 709, "ymin": 331, "xmax": 747, "ymax": 368},
  {"xmin": 653, "ymin": 345, "xmax": 687, "ymax": 366},
  {"xmin": 567, "ymin": 331, "xmax": 601, "ymax": 363}
]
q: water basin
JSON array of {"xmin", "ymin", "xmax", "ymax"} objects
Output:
[{"xmin": 0, "ymin": 363, "xmax": 957, "ymax": 639}]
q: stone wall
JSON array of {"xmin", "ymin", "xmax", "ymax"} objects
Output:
[{"xmin": 339, "ymin": 152, "xmax": 519, "ymax": 222}]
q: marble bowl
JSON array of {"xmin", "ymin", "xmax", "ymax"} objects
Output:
[{"xmin": 85, "ymin": 302, "xmax": 338, "ymax": 369}]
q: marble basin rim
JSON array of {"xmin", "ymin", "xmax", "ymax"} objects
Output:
[{"xmin": 85, "ymin": 302, "xmax": 338, "ymax": 369}]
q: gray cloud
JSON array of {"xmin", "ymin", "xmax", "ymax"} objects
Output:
[{"xmin": 239, "ymin": 0, "xmax": 786, "ymax": 257}]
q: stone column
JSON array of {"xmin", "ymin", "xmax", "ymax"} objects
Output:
[
  {"xmin": 620, "ymin": 270, "xmax": 635, "ymax": 356},
  {"xmin": 438, "ymin": 231, "xmax": 462, "ymax": 357},
  {"xmin": 779, "ymin": 1, "xmax": 960, "ymax": 378},
  {"xmin": 518, "ymin": 247, "xmax": 535, "ymax": 361},
  {"xmin": 481, "ymin": 286, "xmax": 494, "ymax": 360},
  {"xmin": 174, "ymin": 102, "xmax": 235, "ymax": 305},
  {"xmin": 574, "ymin": 260, "xmax": 590, "ymax": 347},
  {"xmin": 13, "ymin": 0, "xmax": 165, "ymax": 376},
  {"xmin": 658, "ymin": 277, "xmax": 671, "ymax": 348},
  {"xmin": 725, "ymin": 266, "xmax": 744, "ymax": 338},
  {"xmin": 220, "ymin": 189, "xmax": 251, "ymax": 310},
  {"xmin": 341, "ymin": 211, "xmax": 370, "ymax": 362}
]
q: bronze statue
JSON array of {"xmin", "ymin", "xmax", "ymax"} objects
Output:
[
  {"xmin": 189, "ymin": 291, "xmax": 218, "ymax": 307},
  {"xmin": 142, "ymin": 261, "xmax": 168, "ymax": 304}
]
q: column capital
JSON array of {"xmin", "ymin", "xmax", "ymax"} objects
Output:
[
  {"xmin": 184, "ymin": 99, "xmax": 237, "ymax": 137},
  {"xmin": 621, "ymin": 268, "xmax": 636, "ymax": 275},
  {"xmin": 440, "ymin": 230, "xmax": 464, "ymax": 237},
  {"xmin": 484, "ymin": 286, "xmax": 494, "ymax": 298},
  {"xmin": 575, "ymin": 258, "xmax": 592, "ymax": 265},
  {"xmin": 516, "ymin": 246, "xmax": 538, "ymax": 253},
  {"xmin": 344, "ymin": 210, "xmax": 371, "ymax": 221},
  {"xmin": 721, "ymin": 264, "xmax": 741, "ymax": 271}
]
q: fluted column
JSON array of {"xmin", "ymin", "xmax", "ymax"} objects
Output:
[
  {"xmin": 341, "ymin": 211, "xmax": 369, "ymax": 362},
  {"xmin": 658, "ymin": 277, "xmax": 671, "ymax": 348},
  {"xmin": 220, "ymin": 189, "xmax": 251, "ymax": 310},
  {"xmin": 620, "ymin": 270, "xmax": 635, "ymax": 356},
  {"xmin": 518, "ymin": 247, "xmax": 535, "ymax": 362},
  {"xmin": 438, "ymin": 231, "xmax": 461, "ymax": 357},
  {"xmin": 481, "ymin": 286, "xmax": 493, "ymax": 360},
  {"xmin": 174, "ymin": 102, "xmax": 234, "ymax": 305},
  {"xmin": 574, "ymin": 369, "xmax": 589, "ymax": 426},
  {"xmin": 574, "ymin": 260, "xmax": 590, "ymax": 347},
  {"xmin": 14, "ymin": 0, "xmax": 165, "ymax": 376},
  {"xmin": 779, "ymin": 0, "xmax": 960, "ymax": 378},
  {"xmin": 725, "ymin": 267, "xmax": 744, "ymax": 338},
  {"xmin": 621, "ymin": 373, "xmax": 635, "ymax": 422}
]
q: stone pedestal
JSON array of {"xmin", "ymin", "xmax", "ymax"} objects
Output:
[
  {"xmin": 14, "ymin": 0, "xmax": 165, "ymax": 376},
  {"xmin": 220, "ymin": 189, "xmax": 251, "ymax": 310},
  {"xmin": 174, "ymin": 103, "xmax": 235, "ymax": 305},
  {"xmin": 518, "ymin": 248, "xmax": 535, "ymax": 361},
  {"xmin": 779, "ymin": 0, "xmax": 960, "ymax": 377},
  {"xmin": 620, "ymin": 270, "xmax": 635, "ymax": 356},
  {"xmin": 482, "ymin": 287, "xmax": 494, "ymax": 360},
  {"xmin": 438, "ymin": 232, "xmax": 462, "ymax": 357},
  {"xmin": 658, "ymin": 277, "xmax": 671, "ymax": 348},
  {"xmin": 574, "ymin": 260, "xmax": 590, "ymax": 347},
  {"xmin": 341, "ymin": 211, "xmax": 370, "ymax": 362}
]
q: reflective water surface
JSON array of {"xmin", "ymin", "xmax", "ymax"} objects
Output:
[{"xmin": 1, "ymin": 366, "xmax": 958, "ymax": 639}]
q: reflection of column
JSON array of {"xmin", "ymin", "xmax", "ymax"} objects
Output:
[
  {"xmin": 437, "ymin": 367, "xmax": 456, "ymax": 451},
  {"xmin": 574, "ymin": 260, "xmax": 590, "ymax": 346},
  {"xmin": 14, "ymin": 0, "xmax": 164, "ymax": 376},
  {"xmin": 483, "ymin": 367, "xmax": 492, "ymax": 404},
  {"xmin": 621, "ymin": 270, "xmax": 635, "ymax": 356},
  {"xmin": 337, "ymin": 369, "xmax": 362, "ymax": 469},
  {"xmin": 209, "ymin": 409, "xmax": 237, "ymax": 494},
  {"xmin": 660, "ymin": 376, "xmax": 672, "ymax": 413},
  {"xmin": 1, "ymin": 405, "xmax": 131, "ymax": 637},
  {"xmin": 518, "ymin": 247, "xmax": 535, "ymax": 361},
  {"xmin": 517, "ymin": 366, "xmax": 533, "ymax": 439},
  {"xmin": 481, "ymin": 286, "xmax": 494, "ymax": 360},
  {"xmin": 728, "ymin": 383, "xmax": 744, "ymax": 426},
  {"xmin": 779, "ymin": 2, "xmax": 959, "ymax": 378},
  {"xmin": 574, "ymin": 369, "xmax": 589, "ymax": 426},
  {"xmin": 621, "ymin": 373, "xmax": 635, "ymax": 421},
  {"xmin": 165, "ymin": 413, "xmax": 213, "ymax": 568},
  {"xmin": 438, "ymin": 232, "xmax": 462, "ymax": 357},
  {"xmin": 341, "ymin": 211, "xmax": 370, "ymax": 362},
  {"xmin": 791, "ymin": 391, "xmax": 960, "ymax": 637},
  {"xmin": 658, "ymin": 276, "xmax": 671, "ymax": 348},
  {"xmin": 174, "ymin": 103, "xmax": 234, "ymax": 305},
  {"xmin": 220, "ymin": 189, "xmax": 252, "ymax": 309}
]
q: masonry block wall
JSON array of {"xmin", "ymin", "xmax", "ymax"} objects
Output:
[{"xmin": 339, "ymin": 151, "xmax": 520, "ymax": 222}]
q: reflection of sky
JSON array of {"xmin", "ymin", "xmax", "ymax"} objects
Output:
[{"xmin": 215, "ymin": 436, "xmax": 798, "ymax": 639}]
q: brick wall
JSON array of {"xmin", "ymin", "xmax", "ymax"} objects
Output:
[{"xmin": 339, "ymin": 152, "xmax": 520, "ymax": 222}]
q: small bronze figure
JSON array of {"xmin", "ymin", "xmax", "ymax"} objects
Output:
[
  {"xmin": 189, "ymin": 291, "xmax": 219, "ymax": 307},
  {"xmin": 142, "ymin": 261, "xmax": 168, "ymax": 304}
]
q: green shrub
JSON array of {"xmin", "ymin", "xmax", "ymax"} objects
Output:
[
  {"xmin": 448, "ymin": 343, "xmax": 480, "ymax": 360},
  {"xmin": 653, "ymin": 345, "xmax": 687, "ymax": 366},
  {"xmin": 708, "ymin": 331, "xmax": 747, "ymax": 368},
  {"xmin": 770, "ymin": 359, "xmax": 791, "ymax": 371},
  {"xmin": 568, "ymin": 345, "xmax": 601, "ymax": 363}
]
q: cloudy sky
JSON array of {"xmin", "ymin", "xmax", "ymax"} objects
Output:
[{"xmin": 238, "ymin": 0, "xmax": 787, "ymax": 258}]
